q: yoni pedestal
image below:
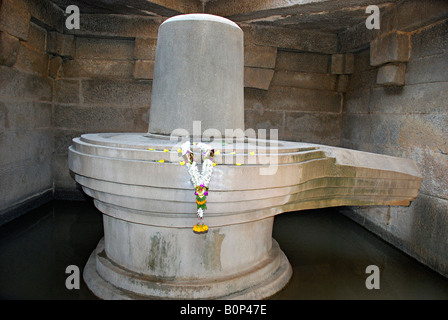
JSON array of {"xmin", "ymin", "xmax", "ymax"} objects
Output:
[
  {"xmin": 70, "ymin": 13, "xmax": 422, "ymax": 300},
  {"xmin": 84, "ymin": 206, "xmax": 291, "ymax": 299}
]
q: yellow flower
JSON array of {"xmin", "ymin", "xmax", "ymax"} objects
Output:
[
  {"xmin": 193, "ymin": 224, "xmax": 208, "ymax": 233},
  {"xmin": 215, "ymin": 150, "xmax": 221, "ymax": 155},
  {"xmin": 177, "ymin": 148, "xmax": 182, "ymax": 153},
  {"xmin": 163, "ymin": 149, "xmax": 169, "ymax": 153},
  {"xmin": 235, "ymin": 163, "xmax": 242, "ymax": 166},
  {"xmin": 212, "ymin": 162, "xmax": 217, "ymax": 167},
  {"xmin": 148, "ymin": 148, "xmax": 155, "ymax": 151},
  {"xmin": 230, "ymin": 152, "xmax": 236, "ymax": 155},
  {"xmin": 180, "ymin": 161, "xmax": 185, "ymax": 166},
  {"xmin": 249, "ymin": 151, "xmax": 255, "ymax": 156},
  {"xmin": 158, "ymin": 159, "xmax": 165, "ymax": 163}
]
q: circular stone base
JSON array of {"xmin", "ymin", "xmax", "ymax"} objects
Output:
[{"xmin": 83, "ymin": 238, "xmax": 292, "ymax": 300}]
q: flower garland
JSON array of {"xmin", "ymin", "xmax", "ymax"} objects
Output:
[{"xmin": 181, "ymin": 141, "xmax": 215, "ymax": 234}]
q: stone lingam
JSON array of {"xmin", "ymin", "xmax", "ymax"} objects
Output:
[{"xmin": 68, "ymin": 14, "xmax": 422, "ymax": 299}]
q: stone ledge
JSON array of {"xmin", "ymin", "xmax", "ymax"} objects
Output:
[
  {"xmin": 376, "ymin": 63, "xmax": 406, "ymax": 86},
  {"xmin": 244, "ymin": 67, "xmax": 274, "ymax": 90},
  {"xmin": 0, "ymin": 188, "xmax": 52, "ymax": 226},
  {"xmin": 370, "ymin": 31, "xmax": 411, "ymax": 67}
]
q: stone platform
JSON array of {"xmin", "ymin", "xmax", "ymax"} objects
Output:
[{"xmin": 69, "ymin": 132, "xmax": 421, "ymax": 299}]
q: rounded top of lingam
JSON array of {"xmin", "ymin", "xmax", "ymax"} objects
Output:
[
  {"xmin": 161, "ymin": 13, "xmax": 241, "ymax": 30},
  {"xmin": 148, "ymin": 13, "xmax": 245, "ymax": 138}
]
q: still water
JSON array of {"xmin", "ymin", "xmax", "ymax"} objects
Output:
[{"xmin": 0, "ymin": 200, "xmax": 447, "ymax": 300}]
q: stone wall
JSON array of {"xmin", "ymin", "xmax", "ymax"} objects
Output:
[
  {"xmin": 241, "ymin": 24, "xmax": 344, "ymax": 145},
  {"xmin": 0, "ymin": 0, "xmax": 57, "ymax": 224},
  {"xmin": 52, "ymin": 30, "xmax": 155, "ymax": 197},
  {"xmin": 244, "ymin": 50, "xmax": 342, "ymax": 145},
  {"xmin": 339, "ymin": 13, "xmax": 448, "ymax": 277}
]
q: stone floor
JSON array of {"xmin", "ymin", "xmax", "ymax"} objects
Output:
[{"xmin": 0, "ymin": 200, "xmax": 447, "ymax": 300}]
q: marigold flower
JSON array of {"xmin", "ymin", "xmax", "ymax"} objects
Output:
[{"xmin": 193, "ymin": 224, "xmax": 208, "ymax": 233}]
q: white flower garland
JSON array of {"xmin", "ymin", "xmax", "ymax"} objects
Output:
[
  {"xmin": 182, "ymin": 141, "xmax": 214, "ymax": 188},
  {"xmin": 181, "ymin": 141, "xmax": 215, "ymax": 229}
]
